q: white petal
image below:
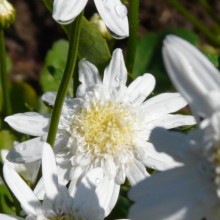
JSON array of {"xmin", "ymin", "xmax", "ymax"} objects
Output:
[
  {"xmin": 33, "ymin": 177, "xmax": 45, "ymax": 200},
  {"xmin": 103, "ymin": 156, "xmax": 117, "ymax": 179},
  {"xmin": 1, "ymin": 150, "xmax": 41, "ymax": 183},
  {"xmin": 0, "ymin": 214, "xmax": 24, "ymax": 220},
  {"xmin": 77, "ymin": 59, "xmax": 102, "ymax": 96},
  {"xmin": 94, "ymin": 0, "xmax": 129, "ymax": 38},
  {"xmin": 74, "ymin": 168, "xmax": 120, "ymax": 218},
  {"xmin": 6, "ymin": 137, "xmax": 45, "ymax": 163},
  {"xmin": 149, "ymin": 127, "xmax": 195, "ymax": 164},
  {"xmin": 163, "ymin": 35, "xmax": 220, "ymax": 118},
  {"xmin": 5, "ymin": 112, "xmax": 50, "ymax": 136},
  {"xmin": 2, "ymin": 149, "xmax": 41, "ymax": 183},
  {"xmin": 141, "ymin": 142, "xmax": 183, "ymax": 171},
  {"xmin": 42, "ymin": 143, "xmax": 59, "ymax": 201},
  {"xmin": 42, "ymin": 92, "xmax": 74, "ymax": 115},
  {"xmin": 24, "ymin": 161, "xmax": 41, "ymax": 184},
  {"xmin": 42, "ymin": 92, "xmax": 56, "ymax": 107},
  {"xmin": 126, "ymin": 159, "xmax": 150, "ymax": 186},
  {"xmin": 74, "ymin": 168, "xmax": 106, "ymax": 219},
  {"xmin": 129, "ymin": 166, "xmax": 212, "ymax": 220},
  {"xmin": 142, "ymin": 93, "xmax": 188, "ymax": 121},
  {"xmin": 3, "ymin": 164, "xmax": 41, "ymax": 216},
  {"xmin": 95, "ymin": 178, "xmax": 120, "ymax": 217},
  {"xmin": 55, "ymin": 160, "xmax": 71, "ymax": 185},
  {"xmin": 146, "ymin": 114, "xmax": 196, "ymax": 130},
  {"xmin": 103, "ymin": 49, "xmax": 127, "ymax": 88},
  {"xmin": 127, "ymin": 74, "xmax": 156, "ymax": 105},
  {"xmin": 52, "ymin": 0, "xmax": 88, "ymax": 24},
  {"xmin": 78, "ymin": 59, "xmax": 101, "ymax": 86}
]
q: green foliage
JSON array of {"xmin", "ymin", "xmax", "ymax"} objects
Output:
[
  {"xmin": 40, "ymin": 39, "xmax": 69, "ymax": 92},
  {"xmin": 0, "ymin": 183, "xmax": 17, "ymax": 215},
  {"xmin": 205, "ymin": 53, "xmax": 220, "ymax": 68},
  {"xmin": 69, "ymin": 17, "xmax": 111, "ymax": 72},
  {"xmin": 0, "ymin": 130, "xmax": 16, "ymax": 151},
  {"xmin": 133, "ymin": 28, "xmax": 199, "ymax": 93},
  {"xmin": 79, "ymin": 17, "xmax": 111, "ymax": 71},
  {"xmin": 10, "ymin": 81, "xmax": 39, "ymax": 113}
]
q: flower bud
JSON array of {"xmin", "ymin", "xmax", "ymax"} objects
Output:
[
  {"xmin": 90, "ymin": 13, "xmax": 112, "ymax": 41},
  {"xmin": 0, "ymin": 0, "xmax": 15, "ymax": 29}
]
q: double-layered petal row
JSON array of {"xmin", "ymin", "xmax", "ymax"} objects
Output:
[
  {"xmin": 52, "ymin": 0, "xmax": 129, "ymax": 39},
  {"xmin": 5, "ymin": 48, "xmax": 195, "ymax": 200},
  {"xmin": 129, "ymin": 36, "xmax": 220, "ymax": 220}
]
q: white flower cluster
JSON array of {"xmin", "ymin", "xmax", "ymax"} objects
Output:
[{"xmin": 2, "ymin": 2, "xmax": 219, "ymax": 218}]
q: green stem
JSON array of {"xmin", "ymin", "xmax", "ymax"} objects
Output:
[
  {"xmin": 0, "ymin": 28, "xmax": 11, "ymax": 118},
  {"xmin": 169, "ymin": 0, "xmax": 220, "ymax": 46},
  {"xmin": 46, "ymin": 13, "xmax": 83, "ymax": 147},
  {"xmin": 126, "ymin": 0, "xmax": 139, "ymax": 74}
]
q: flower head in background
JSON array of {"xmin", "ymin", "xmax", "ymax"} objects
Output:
[
  {"xmin": 5, "ymin": 48, "xmax": 195, "ymax": 199},
  {"xmin": 129, "ymin": 35, "xmax": 220, "ymax": 220},
  {"xmin": 52, "ymin": 0, "xmax": 129, "ymax": 39},
  {"xmin": 0, "ymin": 143, "xmax": 113, "ymax": 220},
  {"xmin": 129, "ymin": 114, "xmax": 220, "ymax": 220}
]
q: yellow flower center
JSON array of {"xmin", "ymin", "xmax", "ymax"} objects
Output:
[{"xmin": 71, "ymin": 102, "xmax": 135, "ymax": 154}]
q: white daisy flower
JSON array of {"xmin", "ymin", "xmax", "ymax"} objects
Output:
[
  {"xmin": 0, "ymin": 142, "xmax": 114, "ymax": 220},
  {"xmin": 128, "ymin": 36, "xmax": 220, "ymax": 220},
  {"xmin": 52, "ymin": 0, "xmax": 129, "ymax": 39},
  {"xmin": 5, "ymin": 49, "xmax": 195, "ymax": 195}
]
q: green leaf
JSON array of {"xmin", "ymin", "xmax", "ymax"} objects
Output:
[
  {"xmin": 47, "ymin": 66, "xmax": 63, "ymax": 81},
  {"xmin": 10, "ymin": 81, "xmax": 39, "ymax": 113},
  {"xmin": 0, "ymin": 183, "xmax": 17, "ymax": 215},
  {"xmin": 78, "ymin": 17, "xmax": 111, "ymax": 71},
  {"xmin": 64, "ymin": 17, "xmax": 111, "ymax": 71},
  {"xmin": 42, "ymin": 0, "xmax": 53, "ymax": 11},
  {"xmin": 205, "ymin": 53, "xmax": 219, "ymax": 67},
  {"xmin": 0, "ymin": 130, "xmax": 16, "ymax": 151},
  {"xmin": 40, "ymin": 39, "xmax": 69, "ymax": 92},
  {"xmin": 133, "ymin": 28, "xmax": 199, "ymax": 93}
]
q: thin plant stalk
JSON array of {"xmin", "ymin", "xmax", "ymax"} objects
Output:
[
  {"xmin": 126, "ymin": 0, "xmax": 139, "ymax": 74},
  {"xmin": 0, "ymin": 28, "xmax": 11, "ymax": 119},
  {"xmin": 47, "ymin": 13, "xmax": 83, "ymax": 147}
]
